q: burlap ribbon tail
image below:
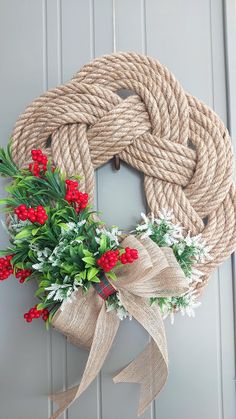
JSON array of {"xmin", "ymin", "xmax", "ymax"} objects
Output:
[{"xmin": 50, "ymin": 236, "xmax": 189, "ymax": 418}]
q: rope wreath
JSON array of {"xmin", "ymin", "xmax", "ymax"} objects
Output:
[{"xmin": 11, "ymin": 52, "xmax": 236, "ymax": 296}]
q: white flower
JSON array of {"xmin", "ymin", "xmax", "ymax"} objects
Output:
[
  {"xmin": 45, "ymin": 280, "xmax": 81, "ymax": 304},
  {"xmin": 66, "ymin": 222, "xmax": 76, "ymax": 230},
  {"xmin": 60, "ymin": 220, "xmax": 86, "ymax": 237},
  {"xmin": 136, "ymin": 223, "xmax": 150, "ymax": 232},
  {"xmin": 158, "ymin": 209, "xmax": 174, "ymax": 222},
  {"xmin": 136, "ymin": 212, "xmax": 153, "ymax": 238},
  {"xmin": 32, "ymin": 262, "xmax": 44, "ymax": 272},
  {"xmin": 9, "ymin": 214, "xmax": 31, "ymax": 233},
  {"xmin": 77, "ymin": 220, "xmax": 86, "ymax": 228},
  {"xmin": 96, "ymin": 226, "xmax": 121, "ymax": 246},
  {"xmin": 136, "ymin": 210, "xmax": 183, "ymax": 243},
  {"xmin": 140, "ymin": 212, "xmax": 150, "ymax": 225},
  {"xmin": 106, "ymin": 293, "xmax": 132, "ymax": 320},
  {"xmin": 183, "ymin": 232, "xmax": 212, "ymax": 263},
  {"xmin": 36, "ymin": 247, "xmax": 51, "ymax": 261},
  {"xmin": 71, "ymin": 238, "xmax": 83, "ymax": 244},
  {"xmin": 139, "ymin": 228, "xmax": 153, "ymax": 239}
]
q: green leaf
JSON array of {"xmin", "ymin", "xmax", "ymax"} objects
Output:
[
  {"xmin": 11, "ymin": 248, "xmax": 29, "ymax": 265},
  {"xmin": 15, "ymin": 228, "xmax": 32, "ymax": 240},
  {"xmin": 59, "ymin": 223, "xmax": 69, "ymax": 231},
  {"xmin": 14, "ymin": 261, "xmax": 25, "ymax": 269},
  {"xmin": 90, "ymin": 276, "xmax": 100, "ymax": 283},
  {"xmin": 106, "ymin": 271, "xmax": 117, "ymax": 281},
  {"xmin": 75, "ymin": 270, "xmax": 87, "ymax": 280},
  {"xmin": 35, "ymin": 287, "xmax": 45, "ymax": 297},
  {"xmin": 0, "ymin": 143, "xmax": 19, "ymax": 178},
  {"xmin": 74, "ymin": 236, "xmax": 85, "ymax": 243},
  {"xmin": 150, "ymin": 297, "xmax": 158, "ymax": 306},
  {"xmin": 83, "ymin": 249, "xmax": 93, "ymax": 257},
  {"xmin": 32, "ymin": 228, "xmax": 40, "ymax": 236},
  {"xmin": 69, "ymin": 247, "xmax": 76, "ymax": 258},
  {"xmin": 99, "ymin": 234, "xmax": 107, "ymax": 253},
  {"xmin": 0, "ymin": 248, "xmax": 16, "ymax": 257},
  {"xmin": 47, "ymin": 306, "xmax": 59, "ymax": 326},
  {"xmin": 61, "ymin": 263, "xmax": 74, "ymax": 274},
  {"xmin": 37, "ymin": 301, "xmax": 53, "ymax": 310},
  {"xmin": 82, "ymin": 256, "xmax": 95, "ymax": 265},
  {"xmin": 46, "ymin": 271, "xmax": 53, "ymax": 280},
  {"xmin": 39, "ymin": 280, "xmax": 51, "ymax": 288},
  {"xmin": 77, "ymin": 244, "xmax": 84, "ymax": 259},
  {"xmin": 87, "ymin": 267, "xmax": 99, "ymax": 281}
]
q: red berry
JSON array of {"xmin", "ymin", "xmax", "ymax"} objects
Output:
[
  {"xmin": 24, "ymin": 305, "xmax": 48, "ymax": 323},
  {"xmin": 14, "ymin": 204, "xmax": 48, "ymax": 225},
  {"xmin": 97, "ymin": 249, "xmax": 119, "ymax": 272},
  {"xmin": 29, "ymin": 149, "xmax": 48, "ymax": 176},
  {"xmin": 119, "ymin": 247, "xmax": 139, "ymax": 265},
  {"xmin": 19, "ymin": 204, "xmax": 27, "ymax": 211},
  {"xmin": 65, "ymin": 180, "xmax": 88, "ymax": 212},
  {"xmin": 0, "ymin": 256, "xmax": 13, "ymax": 280},
  {"xmin": 16, "ymin": 268, "xmax": 32, "ymax": 284}
]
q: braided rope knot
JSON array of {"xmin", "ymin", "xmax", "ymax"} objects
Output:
[{"xmin": 11, "ymin": 52, "xmax": 236, "ymax": 293}]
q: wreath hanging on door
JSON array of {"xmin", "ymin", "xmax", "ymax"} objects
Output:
[{"xmin": 0, "ymin": 53, "xmax": 235, "ymax": 418}]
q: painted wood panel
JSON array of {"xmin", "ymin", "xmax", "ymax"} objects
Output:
[
  {"xmin": 0, "ymin": 1, "xmax": 235, "ymax": 418},
  {"xmin": 0, "ymin": 2, "xmax": 50, "ymax": 419}
]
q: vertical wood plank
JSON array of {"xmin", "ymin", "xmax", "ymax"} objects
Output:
[
  {"xmin": 221, "ymin": 1, "xmax": 236, "ymax": 418},
  {"xmin": 95, "ymin": 1, "xmax": 151, "ymax": 419},
  {"xmin": 223, "ymin": 0, "xmax": 236, "ymax": 147},
  {"xmin": 113, "ymin": 0, "xmax": 146, "ymax": 52},
  {"xmin": 0, "ymin": 1, "xmax": 50, "ymax": 418},
  {"xmin": 94, "ymin": 0, "xmax": 114, "ymax": 55},
  {"xmin": 145, "ymin": 0, "xmax": 213, "ymax": 104},
  {"xmin": 60, "ymin": 0, "xmax": 95, "ymax": 82},
  {"xmin": 144, "ymin": 1, "xmax": 235, "ymax": 418}
]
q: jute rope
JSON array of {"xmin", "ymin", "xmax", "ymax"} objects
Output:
[{"xmin": 11, "ymin": 52, "xmax": 236, "ymax": 294}]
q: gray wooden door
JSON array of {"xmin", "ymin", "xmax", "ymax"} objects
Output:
[{"xmin": 0, "ymin": 1, "xmax": 235, "ymax": 418}]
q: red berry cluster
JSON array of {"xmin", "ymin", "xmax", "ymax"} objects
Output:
[
  {"xmin": 97, "ymin": 249, "xmax": 120, "ymax": 272},
  {"xmin": 119, "ymin": 247, "xmax": 139, "ymax": 264},
  {"xmin": 97, "ymin": 247, "xmax": 139, "ymax": 272},
  {"xmin": 0, "ymin": 255, "xmax": 13, "ymax": 281},
  {"xmin": 14, "ymin": 204, "xmax": 48, "ymax": 224},
  {"xmin": 29, "ymin": 149, "xmax": 48, "ymax": 177},
  {"xmin": 24, "ymin": 305, "xmax": 49, "ymax": 323},
  {"xmin": 15, "ymin": 269, "xmax": 31, "ymax": 284},
  {"xmin": 65, "ymin": 180, "xmax": 88, "ymax": 212}
]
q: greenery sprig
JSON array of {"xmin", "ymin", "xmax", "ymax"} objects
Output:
[{"xmin": 134, "ymin": 211, "xmax": 211, "ymax": 323}]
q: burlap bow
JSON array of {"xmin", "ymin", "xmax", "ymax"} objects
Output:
[{"xmin": 50, "ymin": 235, "xmax": 189, "ymax": 418}]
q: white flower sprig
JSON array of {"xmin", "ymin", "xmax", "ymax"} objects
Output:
[
  {"xmin": 95, "ymin": 226, "xmax": 122, "ymax": 247},
  {"xmin": 136, "ymin": 209, "xmax": 212, "ymax": 323},
  {"xmin": 136, "ymin": 211, "xmax": 183, "ymax": 245}
]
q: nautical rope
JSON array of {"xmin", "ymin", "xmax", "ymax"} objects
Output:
[{"xmin": 11, "ymin": 52, "xmax": 236, "ymax": 294}]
